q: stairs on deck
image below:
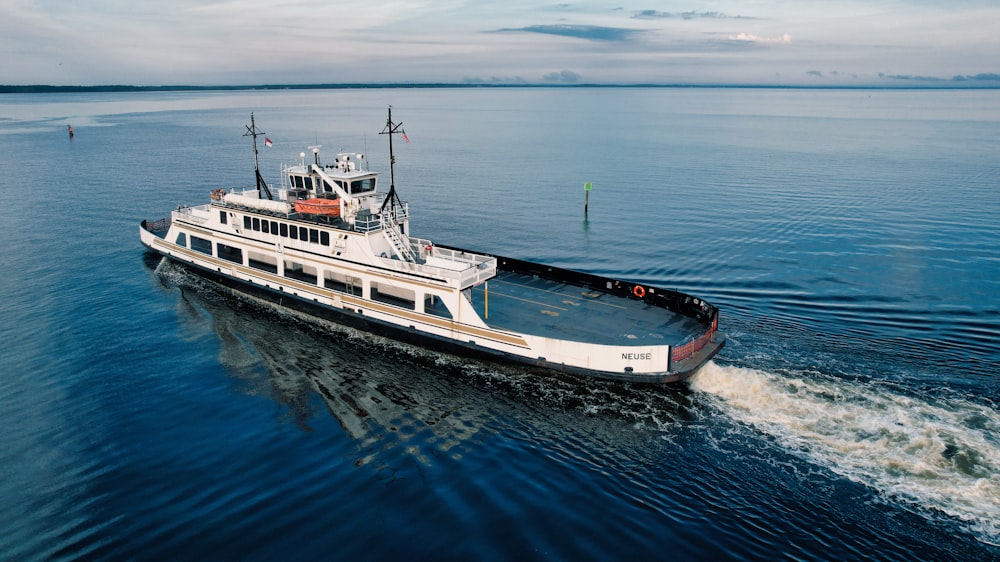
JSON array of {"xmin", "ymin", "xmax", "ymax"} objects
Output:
[{"xmin": 381, "ymin": 215, "xmax": 416, "ymax": 262}]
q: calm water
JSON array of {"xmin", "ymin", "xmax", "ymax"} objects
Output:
[{"xmin": 1, "ymin": 87, "xmax": 998, "ymax": 560}]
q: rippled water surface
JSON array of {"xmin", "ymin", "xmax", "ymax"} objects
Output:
[{"xmin": 0, "ymin": 88, "xmax": 998, "ymax": 560}]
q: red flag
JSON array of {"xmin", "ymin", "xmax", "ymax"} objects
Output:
[
  {"xmin": 401, "ymin": 131, "xmax": 410, "ymax": 143},
  {"xmin": 264, "ymin": 137, "xmax": 273, "ymax": 147}
]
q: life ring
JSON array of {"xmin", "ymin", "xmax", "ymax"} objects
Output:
[{"xmin": 633, "ymin": 285, "xmax": 646, "ymax": 298}]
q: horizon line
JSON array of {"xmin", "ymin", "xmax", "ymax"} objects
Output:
[{"xmin": 3, "ymin": 82, "xmax": 1000, "ymax": 94}]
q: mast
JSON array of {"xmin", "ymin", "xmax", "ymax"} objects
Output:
[
  {"xmin": 379, "ymin": 106, "xmax": 407, "ymax": 214},
  {"xmin": 244, "ymin": 113, "xmax": 273, "ymax": 200}
]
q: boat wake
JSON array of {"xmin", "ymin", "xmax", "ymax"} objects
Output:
[
  {"xmin": 689, "ymin": 362, "xmax": 1000, "ymax": 546},
  {"xmin": 151, "ymin": 257, "xmax": 999, "ymax": 546}
]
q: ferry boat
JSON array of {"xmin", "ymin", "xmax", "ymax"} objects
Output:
[{"xmin": 140, "ymin": 110, "xmax": 725, "ymax": 383}]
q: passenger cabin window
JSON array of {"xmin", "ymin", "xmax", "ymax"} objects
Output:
[
  {"xmin": 243, "ymin": 216, "xmax": 251, "ymax": 229},
  {"xmin": 320, "ymin": 231, "xmax": 330, "ymax": 245},
  {"xmin": 371, "ymin": 281, "xmax": 415, "ymax": 311},
  {"xmin": 284, "ymin": 261, "xmax": 317, "ymax": 284},
  {"xmin": 219, "ymin": 211, "xmax": 227, "ymax": 224},
  {"xmin": 217, "ymin": 243, "xmax": 242, "ymax": 264},
  {"xmin": 175, "ymin": 233, "xmax": 187, "ymax": 246},
  {"xmin": 289, "ymin": 225, "xmax": 298, "ymax": 240},
  {"xmin": 190, "ymin": 236, "xmax": 212, "ymax": 255}
]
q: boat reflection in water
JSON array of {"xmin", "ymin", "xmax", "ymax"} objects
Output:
[
  {"xmin": 149, "ymin": 256, "xmax": 699, "ymax": 466},
  {"xmin": 155, "ymin": 259, "xmax": 491, "ymax": 457}
]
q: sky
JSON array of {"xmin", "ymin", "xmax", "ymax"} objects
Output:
[{"xmin": 2, "ymin": 0, "xmax": 999, "ymax": 87}]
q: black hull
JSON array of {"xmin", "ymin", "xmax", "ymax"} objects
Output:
[{"xmin": 145, "ymin": 247, "xmax": 723, "ymax": 384}]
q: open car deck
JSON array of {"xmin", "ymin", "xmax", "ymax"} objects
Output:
[{"xmin": 469, "ymin": 270, "xmax": 705, "ymax": 346}]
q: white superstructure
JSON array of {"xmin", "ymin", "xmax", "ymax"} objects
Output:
[{"xmin": 140, "ymin": 111, "xmax": 724, "ymax": 383}]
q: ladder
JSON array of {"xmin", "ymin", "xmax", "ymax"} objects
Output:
[{"xmin": 381, "ymin": 214, "xmax": 416, "ymax": 262}]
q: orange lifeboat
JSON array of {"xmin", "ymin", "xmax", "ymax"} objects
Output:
[{"xmin": 294, "ymin": 198, "xmax": 341, "ymax": 217}]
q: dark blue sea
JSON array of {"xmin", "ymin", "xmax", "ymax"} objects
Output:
[{"xmin": 1, "ymin": 87, "xmax": 998, "ymax": 561}]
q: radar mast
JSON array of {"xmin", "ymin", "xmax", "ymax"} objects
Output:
[
  {"xmin": 244, "ymin": 113, "xmax": 273, "ymax": 200},
  {"xmin": 379, "ymin": 106, "xmax": 408, "ymax": 215}
]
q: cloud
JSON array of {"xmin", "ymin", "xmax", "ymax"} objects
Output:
[
  {"xmin": 542, "ymin": 69, "xmax": 581, "ymax": 82},
  {"xmin": 951, "ymin": 73, "xmax": 1000, "ymax": 82},
  {"xmin": 632, "ymin": 10, "xmax": 751, "ymax": 20},
  {"xmin": 728, "ymin": 32, "xmax": 792, "ymax": 44},
  {"xmin": 879, "ymin": 72, "xmax": 1000, "ymax": 83},
  {"xmin": 495, "ymin": 24, "xmax": 641, "ymax": 42},
  {"xmin": 807, "ymin": 70, "xmax": 823, "ymax": 77},
  {"xmin": 463, "ymin": 75, "xmax": 527, "ymax": 84},
  {"xmin": 2, "ymin": 0, "xmax": 998, "ymax": 87}
]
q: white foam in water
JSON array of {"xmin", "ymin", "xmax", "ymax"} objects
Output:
[
  {"xmin": 154, "ymin": 257, "xmax": 202, "ymax": 288},
  {"xmin": 690, "ymin": 362, "xmax": 1000, "ymax": 546},
  {"xmin": 155, "ymin": 257, "xmax": 1000, "ymax": 544}
]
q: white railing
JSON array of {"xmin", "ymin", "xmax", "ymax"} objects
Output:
[
  {"xmin": 373, "ymin": 243, "xmax": 497, "ymax": 289},
  {"xmin": 354, "ymin": 212, "xmax": 380, "ymax": 232},
  {"xmin": 173, "ymin": 204, "xmax": 212, "ymax": 224}
]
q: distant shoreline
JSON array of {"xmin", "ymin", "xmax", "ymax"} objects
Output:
[{"xmin": 2, "ymin": 82, "xmax": 999, "ymax": 94}]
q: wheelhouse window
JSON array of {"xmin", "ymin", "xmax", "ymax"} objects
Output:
[
  {"xmin": 289, "ymin": 225, "xmax": 299, "ymax": 240},
  {"xmin": 290, "ymin": 175, "xmax": 314, "ymax": 190},
  {"xmin": 261, "ymin": 220, "xmax": 270, "ymax": 234},
  {"xmin": 349, "ymin": 178, "xmax": 375, "ymax": 194},
  {"xmin": 219, "ymin": 211, "xmax": 227, "ymax": 224},
  {"xmin": 280, "ymin": 223, "xmax": 288, "ymax": 237},
  {"xmin": 309, "ymin": 229, "xmax": 319, "ymax": 244},
  {"xmin": 243, "ymin": 216, "xmax": 252, "ymax": 229},
  {"xmin": 252, "ymin": 217, "xmax": 260, "ymax": 231},
  {"xmin": 320, "ymin": 231, "xmax": 330, "ymax": 245},
  {"xmin": 175, "ymin": 232, "xmax": 187, "ymax": 246}
]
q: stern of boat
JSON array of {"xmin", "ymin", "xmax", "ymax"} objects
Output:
[
  {"xmin": 139, "ymin": 217, "xmax": 172, "ymax": 247},
  {"xmin": 667, "ymin": 312, "xmax": 726, "ymax": 380}
]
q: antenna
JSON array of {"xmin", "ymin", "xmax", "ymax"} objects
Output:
[
  {"xmin": 244, "ymin": 113, "xmax": 274, "ymax": 200},
  {"xmin": 379, "ymin": 106, "xmax": 408, "ymax": 214}
]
